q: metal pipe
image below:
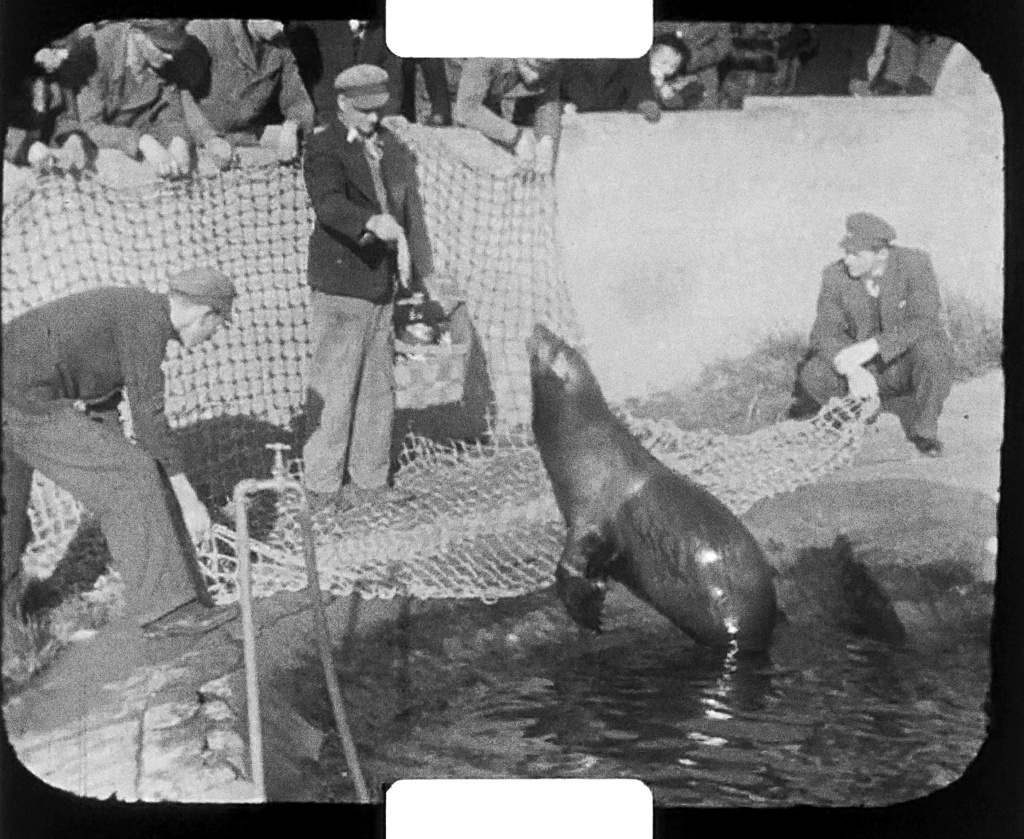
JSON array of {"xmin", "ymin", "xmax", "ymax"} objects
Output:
[
  {"xmin": 232, "ymin": 443, "xmax": 369, "ymax": 803},
  {"xmin": 232, "ymin": 443, "xmax": 300, "ymax": 802}
]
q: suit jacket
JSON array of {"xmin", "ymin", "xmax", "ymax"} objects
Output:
[
  {"xmin": 303, "ymin": 117, "xmax": 433, "ymax": 303},
  {"xmin": 184, "ymin": 19, "xmax": 314, "ymax": 144},
  {"xmin": 809, "ymin": 245, "xmax": 950, "ymax": 364}
]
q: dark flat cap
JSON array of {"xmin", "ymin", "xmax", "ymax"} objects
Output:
[
  {"xmin": 840, "ymin": 212, "xmax": 897, "ymax": 252},
  {"xmin": 167, "ymin": 267, "xmax": 236, "ymax": 316},
  {"xmin": 334, "ymin": 64, "xmax": 390, "ymax": 111}
]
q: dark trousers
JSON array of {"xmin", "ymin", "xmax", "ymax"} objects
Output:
[
  {"xmin": 2, "ymin": 403, "xmax": 202, "ymax": 626},
  {"xmin": 798, "ymin": 334, "xmax": 953, "ymax": 438}
]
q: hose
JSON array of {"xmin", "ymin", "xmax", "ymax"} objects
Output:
[{"xmin": 297, "ymin": 502, "xmax": 370, "ymax": 803}]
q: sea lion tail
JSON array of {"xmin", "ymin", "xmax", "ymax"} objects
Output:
[{"xmin": 555, "ymin": 564, "xmax": 606, "ymax": 633}]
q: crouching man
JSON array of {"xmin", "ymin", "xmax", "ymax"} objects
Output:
[
  {"xmin": 796, "ymin": 212, "xmax": 954, "ymax": 456},
  {"xmin": 2, "ymin": 269, "xmax": 240, "ymax": 641}
]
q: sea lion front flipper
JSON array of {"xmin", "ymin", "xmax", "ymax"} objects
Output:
[{"xmin": 555, "ymin": 532, "xmax": 612, "ymax": 633}]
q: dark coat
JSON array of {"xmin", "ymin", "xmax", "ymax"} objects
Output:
[
  {"xmin": 302, "ymin": 117, "xmax": 433, "ymax": 303},
  {"xmin": 809, "ymin": 245, "xmax": 950, "ymax": 364},
  {"xmin": 1, "ymin": 287, "xmax": 182, "ymax": 475}
]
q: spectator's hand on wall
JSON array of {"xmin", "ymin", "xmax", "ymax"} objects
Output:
[
  {"xmin": 204, "ymin": 137, "xmax": 234, "ymax": 171},
  {"xmin": 637, "ymin": 99, "xmax": 662, "ymax": 123},
  {"xmin": 277, "ymin": 120, "xmax": 300, "ymax": 163},
  {"xmin": 514, "ymin": 128, "xmax": 537, "ymax": 166},
  {"xmin": 26, "ymin": 141, "xmax": 57, "ymax": 170},
  {"xmin": 365, "ymin": 212, "xmax": 405, "ymax": 244},
  {"xmin": 533, "ymin": 134, "xmax": 555, "ymax": 175},
  {"xmin": 58, "ymin": 133, "xmax": 89, "ymax": 171},
  {"xmin": 139, "ymin": 134, "xmax": 178, "ymax": 177},
  {"xmin": 845, "ymin": 366, "xmax": 879, "ymax": 401},
  {"xmin": 34, "ymin": 47, "xmax": 69, "ymax": 74},
  {"xmin": 833, "ymin": 338, "xmax": 880, "ymax": 375},
  {"xmin": 168, "ymin": 137, "xmax": 191, "ymax": 178}
]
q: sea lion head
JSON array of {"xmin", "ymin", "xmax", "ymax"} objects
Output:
[
  {"xmin": 527, "ymin": 324, "xmax": 597, "ymax": 393},
  {"xmin": 528, "ymin": 323, "xmax": 608, "ymax": 435}
]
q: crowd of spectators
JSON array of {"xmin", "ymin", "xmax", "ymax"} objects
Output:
[{"xmin": 3, "ymin": 19, "xmax": 963, "ymax": 184}]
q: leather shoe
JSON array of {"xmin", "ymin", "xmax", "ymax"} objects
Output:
[{"xmin": 910, "ymin": 435, "xmax": 943, "ymax": 457}]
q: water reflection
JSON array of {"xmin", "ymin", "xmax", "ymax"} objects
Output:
[{"xmin": 296, "ymin": 597, "xmax": 988, "ymax": 805}]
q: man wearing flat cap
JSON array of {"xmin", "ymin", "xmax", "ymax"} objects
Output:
[
  {"xmin": 796, "ymin": 212, "xmax": 954, "ymax": 456},
  {"xmin": 60, "ymin": 19, "xmax": 199, "ymax": 178},
  {"xmin": 2, "ymin": 270, "xmax": 240, "ymax": 645},
  {"xmin": 301, "ymin": 64, "xmax": 434, "ymax": 510}
]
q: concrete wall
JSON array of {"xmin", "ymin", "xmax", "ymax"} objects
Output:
[{"xmin": 555, "ymin": 92, "xmax": 1003, "ymax": 401}]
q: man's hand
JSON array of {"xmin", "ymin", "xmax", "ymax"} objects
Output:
[
  {"xmin": 204, "ymin": 136, "xmax": 234, "ymax": 170},
  {"xmin": 533, "ymin": 135, "xmax": 555, "ymax": 175},
  {"xmin": 846, "ymin": 365, "xmax": 880, "ymax": 401},
  {"xmin": 59, "ymin": 133, "xmax": 88, "ymax": 171},
  {"xmin": 833, "ymin": 338, "xmax": 880, "ymax": 376},
  {"xmin": 26, "ymin": 141, "xmax": 57, "ymax": 170},
  {"xmin": 277, "ymin": 120, "xmax": 299, "ymax": 162},
  {"xmin": 168, "ymin": 137, "xmax": 191, "ymax": 177},
  {"xmin": 637, "ymin": 99, "xmax": 662, "ymax": 123},
  {"xmin": 34, "ymin": 47, "xmax": 69, "ymax": 74},
  {"xmin": 396, "ymin": 232, "xmax": 412, "ymax": 290},
  {"xmin": 364, "ymin": 213, "xmax": 404, "ymax": 244},
  {"xmin": 139, "ymin": 134, "xmax": 176, "ymax": 177},
  {"xmin": 514, "ymin": 128, "xmax": 537, "ymax": 165},
  {"xmin": 169, "ymin": 473, "xmax": 212, "ymax": 544}
]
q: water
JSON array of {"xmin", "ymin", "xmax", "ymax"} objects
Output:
[{"xmin": 288, "ymin": 592, "xmax": 989, "ymax": 806}]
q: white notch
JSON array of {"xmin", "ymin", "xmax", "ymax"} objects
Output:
[{"xmin": 386, "ymin": 0, "xmax": 653, "ymax": 58}]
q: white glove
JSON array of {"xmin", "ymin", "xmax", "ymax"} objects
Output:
[
  {"xmin": 534, "ymin": 134, "xmax": 555, "ymax": 175},
  {"xmin": 204, "ymin": 136, "xmax": 234, "ymax": 170},
  {"xmin": 277, "ymin": 120, "xmax": 299, "ymax": 162},
  {"xmin": 846, "ymin": 365, "xmax": 880, "ymax": 401},
  {"xmin": 364, "ymin": 213, "xmax": 404, "ymax": 244},
  {"xmin": 833, "ymin": 338, "xmax": 880, "ymax": 376},
  {"xmin": 514, "ymin": 128, "xmax": 537, "ymax": 166}
]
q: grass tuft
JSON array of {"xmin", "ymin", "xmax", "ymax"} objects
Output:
[{"xmin": 623, "ymin": 294, "xmax": 1002, "ymax": 435}]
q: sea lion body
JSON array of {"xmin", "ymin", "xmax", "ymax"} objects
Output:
[{"xmin": 528, "ymin": 324, "xmax": 777, "ymax": 652}]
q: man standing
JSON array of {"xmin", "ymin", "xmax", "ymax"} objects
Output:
[
  {"xmin": 301, "ymin": 65, "xmax": 434, "ymax": 510},
  {"xmin": 796, "ymin": 212, "xmax": 954, "ymax": 456},
  {"xmin": 2, "ymin": 270, "xmax": 240, "ymax": 640}
]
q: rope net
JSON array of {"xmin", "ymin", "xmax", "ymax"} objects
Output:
[
  {"xmin": 199, "ymin": 395, "xmax": 875, "ymax": 605},
  {"xmin": 2, "ymin": 121, "xmax": 873, "ymax": 603}
]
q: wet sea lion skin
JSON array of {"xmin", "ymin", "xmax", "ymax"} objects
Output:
[{"xmin": 528, "ymin": 324, "xmax": 778, "ymax": 652}]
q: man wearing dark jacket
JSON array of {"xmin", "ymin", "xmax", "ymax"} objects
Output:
[
  {"xmin": 301, "ymin": 64, "xmax": 433, "ymax": 509},
  {"xmin": 2, "ymin": 270, "xmax": 239, "ymax": 638},
  {"xmin": 797, "ymin": 212, "xmax": 954, "ymax": 456}
]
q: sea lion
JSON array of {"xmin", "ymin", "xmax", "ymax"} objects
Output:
[{"xmin": 527, "ymin": 324, "xmax": 778, "ymax": 653}]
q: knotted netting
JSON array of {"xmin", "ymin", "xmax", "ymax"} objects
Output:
[
  {"xmin": 198, "ymin": 394, "xmax": 875, "ymax": 604},
  {"xmin": 3, "ymin": 122, "xmax": 873, "ymax": 603}
]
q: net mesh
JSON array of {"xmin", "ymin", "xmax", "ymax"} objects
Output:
[
  {"xmin": 198, "ymin": 394, "xmax": 875, "ymax": 605},
  {"xmin": 2, "ymin": 123, "xmax": 872, "ymax": 602}
]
